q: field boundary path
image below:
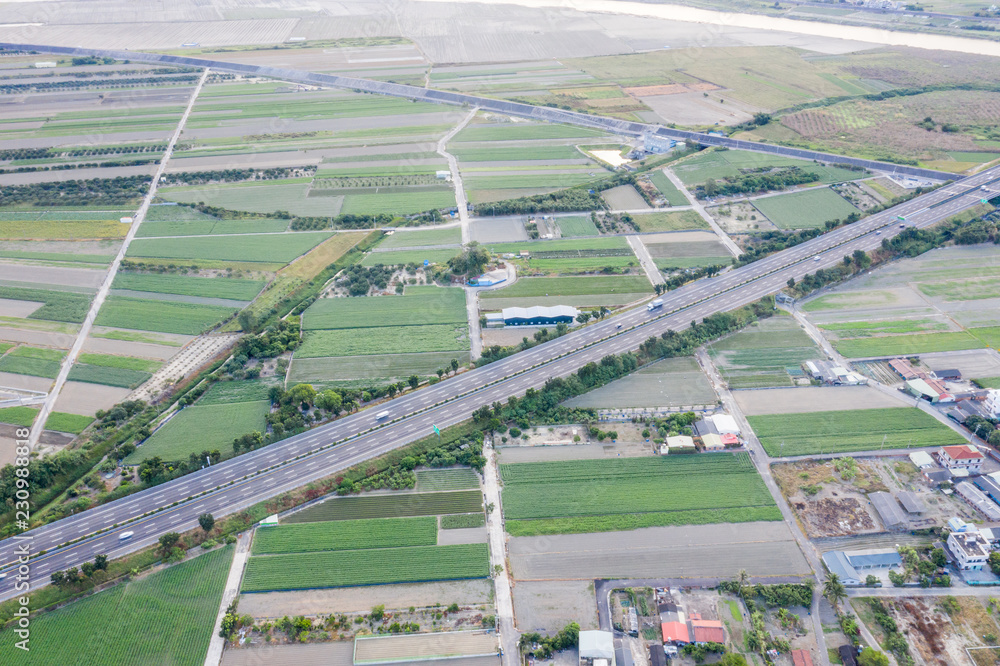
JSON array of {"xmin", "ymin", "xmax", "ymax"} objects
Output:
[
  {"xmin": 483, "ymin": 440, "xmax": 517, "ymax": 666},
  {"xmin": 466, "ymin": 288, "xmax": 483, "ymax": 360},
  {"xmin": 695, "ymin": 348, "xmax": 831, "ymax": 666},
  {"xmin": 439, "ymin": 107, "xmax": 478, "ymax": 244},
  {"xmin": 661, "ymin": 167, "xmax": 743, "ymax": 258},
  {"xmin": 205, "ymin": 531, "xmax": 252, "ymax": 666},
  {"xmin": 625, "ymin": 236, "xmax": 664, "ymax": 286},
  {"xmin": 26, "ymin": 67, "xmax": 210, "ymax": 450}
]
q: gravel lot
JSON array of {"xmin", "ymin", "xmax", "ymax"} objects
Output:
[
  {"xmin": 239, "ymin": 579, "xmax": 493, "ymax": 618},
  {"xmin": 54, "ymin": 381, "xmax": 131, "ymax": 417},
  {"xmin": 509, "ymin": 523, "xmax": 810, "ymax": 580},
  {"xmin": 733, "ymin": 385, "xmax": 904, "ymax": 415},
  {"xmin": 513, "ymin": 580, "xmax": 599, "ymax": 633}
]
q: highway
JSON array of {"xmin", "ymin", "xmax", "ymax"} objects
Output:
[
  {"xmin": 1, "ymin": 158, "xmax": 996, "ymax": 602},
  {"xmin": 0, "ymin": 42, "xmax": 953, "ymax": 182}
]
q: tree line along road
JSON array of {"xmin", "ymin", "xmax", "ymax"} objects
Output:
[
  {"xmin": 0, "ymin": 53, "xmax": 995, "ymax": 600},
  {"xmin": 0, "ymin": 42, "xmax": 954, "ymax": 182}
]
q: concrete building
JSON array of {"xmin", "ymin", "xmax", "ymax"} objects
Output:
[
  {"xmin": 662, "ymin": 435, "xmax": 695, "ymax": 455},
  {"xmin": 579, "ymin": 631, "xmax": 615, "ymax": 666},
  {"xmin": 924, "ymin": 468, "xmax": 952, "ymax": 486},
  {"xmin": 947, "ymin": 528, "xmax": 992, "ymax": 570},
  {"xmin": 939, "ymin": 445, "xmax": 984, "ymax": 473},
  {"xmin": 956, "ymin": 481, "xmax": 1000, "ymax": 521},
  {"xmin": 502, "ymin": 305, "xmax": 578, "ymax": 326},
  {"xmin": 821, "ymin": 548, "xmax": 903, "ymax": 586},
  {"xmin": 700, "ymin": 433, "xmax": 725, "ymax": 451},
  {"xmin": 986, "ymin": 389, "xmax": 1000, "ymax": 418},
  {"xmin": 660, "ymin": 622, "xmax": 689, "ymax": 646},
  {"xmin": 908, "ymin": 451, "xmax": 935, "ymax": 469}
]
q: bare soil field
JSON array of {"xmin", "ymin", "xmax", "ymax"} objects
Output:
[
  {"xmin": 733, "ymin": 386, "xmax": 904, "ymax": 415},
  {"xmin": 640, "ymin": 90, "xmax": 756, "ymax": 126},
  {"xmin": 508, "ymin": 522, "xmax": 810, "ymax": 580},
  {"xmin": 879, "ymin": 597, "xmax": 1000, "ymax": 666},
  {"xmin": 222, "ymin": 642, "xmax": 354, "ymax": 666},
  {"xmin": 238, "ymin": 579, "xmax": 493, "ymax": 618},
  {"xmin": 0, "ymin": 263, "xmax": 105, "ymax": 290},
  {"xmin": 562, "ymin": 355, "xmax": 717, "ymax": 410},
  {"xmin": 920, "ymin": 349, "xmax": 1000, "ymax": 380},
  {"xmin": 481, "ymin": 328, "xmax": 533, "ymax": 347},
  {"xmin": 81, "ymin": 336, "xmax": 179, "ymax": 362},
  {"xmin": 0, "ymin": 371, "xmax": 53, "ymax": 392},
  {"xmin": 53, "ymin": 381, "xmax": 131, "ymax": 417},
  {"xmin": 496, "ymin": 441, "xmax": 655, "ymax": 464},
  {"xmin": 0, "ymin": 299, "xmax": 42, "ymax": 319},
  {"xmin": 513, "ymin": 580, "xmax": 599, "ymax": 633},
  {"xmin": 437, "ymin": 526, "xmax": 488, "ymax": 545}
]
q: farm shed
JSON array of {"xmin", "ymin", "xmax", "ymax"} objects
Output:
[
  {"xmin": 933, "ymin": 368, "xmax": 962, "ymax": 381},
  {"xmin": 908, "ymin": 451, "xmax": 935, "ymax": 469},
  {"xmin": 502, "ymin": 305, "xmax": 578, "ymax": 326},
  {"xmin": 662, "ymin": 435, "xmax": 695, "ymax": 455},
  {"xmin": 821, "ymin": 551, "xmax": 861, "ymax": 586},
  {"xmin": 690, "ymin": 620, "xmax": 724, "ymax": 645},
  {"xmin": 660, "ymin": 622, "xmax": 690, "ymax": 645},
  {"xmin": 484, "ymin": 313, "xmax": 504, "ymax": 328},
  {"xmin": 822, "ymin": 549, "xmax": 903, "ymax": 586},
  {"xmin": 905, "ymin": 378, "xmax": 947, "ymax": 403},
  {"xmin": 973, "ymin": 475, "xmax": 1000, "ymax": 504},
  {"xmin": 700, "ymin": 433, "xmax": 725, "ymax": 451},
  {"xmin": 924, "ymin": 468, "xmax": 951, "ymax": 486},
  {"xmin": 897, "ymin": 491, "xmax": 926, "ymax": 514},
  {"xmin": 708, "ymin": 414, "xmax": 739, "ymax": 435},
  {"xmin": 579, "ymin": 631, "xmax": 615, "ymax": 666},
  {"xmin": 868, "ymin": 491, "xmax": 907, "ymax": 529},
  {"xmin": 354, "ymin": 631, "xmax": 498, "ymax": 665},
  {"xmin": 889, "ymin": 358, "xmax": 920, "ymax": 380},
  {"xmin": 839, "ymin": 645, "xmax": 859, "ymax": 666},
  {"xmin": 955, "ymin": 481, "xmax": 1000, "ymax": 521}
]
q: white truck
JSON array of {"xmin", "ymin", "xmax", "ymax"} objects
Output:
[
  {"xmin": 375, "ymin": 410, "xmax": 390, "ymax": 421},
  {"xmin": 647, "ymin": 298, "xmax": 664, "ymax": 312}
]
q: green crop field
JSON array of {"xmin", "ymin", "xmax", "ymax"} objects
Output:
[
  {"xmin": 481, "ymin": 275, "xmax": 652, "ymax": 300},
  {"xmin": 361, "ymin": 248, "xmax": 461, "ymax": 266},
  {"xmin": 302, "ymin": 290, "xmax": 467, "ymax": 330},
  {"xmin": 76, "ymin": 353, "xmax": 161, "ymax": 372},
  {"xmin": 113, "ymin": 273, "xmax": 266, "ymax": 301},
  {"xmin": 298, "ymin": 325, "xmax": 468, "ymax": 357},
  {"xmin": 562, "ymin": 355, "xmax": 717, "ymax": 409},
  {"xmin": 818, "ymin": 319, "xmax": 949, "ymax": 338},
  {"xmin": 441, "ymin": 513, "xmax": 486, "ymax": 529},
  {"xmin": 340, "ymin": 191, "xmax": 457, "ymax": 216},
  {"xmin": 285, "ymin": 490, "xmax": 483, "ymax": 523},
  {"xmin": 708, "ymin": 316, "xmax": 822, "ymax": 387},
  {"xmin": 67, "ymin": 363, "xmax": 152, "ymax": 388},
  {"xmin": 18, "ymin": 546, "xmax": 232, "ymax": 666},
  {"xmin": 465, "ymin": 173, "xmax": 596, "ymax": 190},
  {"xmin": 918, "ymin": 277, "xmax": 1000, "ymax": 302},
  {"xmin": 0, "ymin": 346, "xmax": 65, "ymax": 378},
  {"xmin": 452, "ymin": 145, "xmax": 584, "ymax": 162},
  {"xmin": 128, "ymin": 231, "xmax": 332, "ymax": 264},
  {"xmin": 0, "ymin": 286, "xmax": 92, "ymax": 323},
  {"xmin": 198, "ymin": 379, "xmax": 276, "ymax": 405},
  {"xmin": 378, "ymin": 227, "xmax": 462, "ymax": 249},
  {"xmin": 557, "ymin": 215, "xmax": 600, "ymax": 237},
  {"xmin": 0, "ymin": 406, "xmax": 39, "ymax": 427},
  {"xmin": 125, "ymin": 400, "xmax": 270, "ymax": 463},
  {"xmin": 832, "ymin": 331, "xmax": 985, "ymax": 358},
  {"xmin": 646, "ymin": 171, "xmax": 689, "ymax": 206},
  {"xmin": 455, "ymin": 124, "xmax": 605, "ymax": 141},
  {"xmin": 752, "ymin": 188, "xmax": 860, "ymax": 229},
  {"xmin": 44, "ymin": 412, "xmax": 95, "ymax": 434},
  {"xmin": 252, "ymin": 517, "xmax": 438, "ymax": 555},
  {"xmin": 632, "ymin": 210, "xmax": 708, "ymax": 232},
  {"xmin": 241, "ymin": 543, "xmax": 489, "ymax": 591},
  {"xmin": 488, "ymin": 237, "xmax": 629, "ymax": 254},
  {"xmin": 95, "ymin": 296, "xmax": 236, "ymax": 335},
  {"xmin": 673, "ymin": 149, "xmax": 866, "ymax": 186},
  {"xmin": 975, "ymin": 377, "xmax": 1000, "ymax": 389},
  {"xmin": 416, "ymin": 468, "xmax": 480, "ymax": 491},
  {"xmin": 500, "ymin": 454, "xmax": 779, "ymax": 536},
  {"xmin": 529, "ymin": 256, "xmax": 639, "ymax": 273},
  {"xmin": 158, "ymin": 182, "xmax": 343, "ymax": 218},
  {"xmin": 748, "ymin": 407, "xmax": 965, "ymax": 457},
  {"xmin": 973, "ymin": 326, "xmax": 1000, "ymax": 348},
  {"xmin": 288, "ymin": 351, "xmax": 471, "ymax": 383}
]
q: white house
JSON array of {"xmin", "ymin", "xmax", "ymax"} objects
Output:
[
  {"xmin": 947, "ymin": 528, "xmax": 992, "ymax": 570},
  {"xmin": 939, "ymin": 445, "xmax": 984, "ymax": 473},
  {"xmin": 986, "ymin": 389, "xmax": 1000, "ymax": 418}
]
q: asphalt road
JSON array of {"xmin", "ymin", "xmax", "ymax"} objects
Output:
[
  {"xmin": 0, "ymin": 163, "xmax": 995, "ymax": 601},
  {"xmin": 0, "ymin": 42, "xmax": 954, "ymax": 181}
]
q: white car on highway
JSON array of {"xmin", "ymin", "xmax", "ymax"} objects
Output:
[{"xmin": 119, "ymin": 531, "xmax": 134, "ymax": 541}]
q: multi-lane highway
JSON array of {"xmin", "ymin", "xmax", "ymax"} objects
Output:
[
  {"xmin": 1, "ymin": 157, "xmax": 996, "ymax": 602},
  {"xmin": 0, "ymin": 42, "xmax": 953, "ymax": 182}
]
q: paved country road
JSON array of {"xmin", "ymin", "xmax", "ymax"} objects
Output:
[{"xmin": 0, "ymin": 47, "xmax": 997, "ymax": 602}]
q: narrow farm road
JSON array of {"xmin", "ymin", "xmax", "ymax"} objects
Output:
[
  {"xmin": 438, "ymin": 107, "xmax": 478, "ymax": 244},
  {"xmin": 466, "ymin": 287, "xmax": 483, "ymax": 361},
  {"xmin": 483, "ymin": 440, "xmax": 518, "ymax": 666},
  {"xmin": 626, "ymin": 235, "xmax": 664, "ymax": 286},
  {"xmin": 205, "ymin": 531, "xmax": 252, "ymax": 666},
  {"xmin": 26, "ymin": 67, "xmax": 210, "ymax": 450},
  {"xmin": 661, "ymin": 167, "xmax": 742, "ymax": 258}
]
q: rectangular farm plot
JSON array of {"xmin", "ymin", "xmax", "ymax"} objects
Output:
[
  {"xmin": 354, "ymin": 632, "xmax": 498, "ymax": 663},
  {"xmin": 285, "ymin": 490, "xmax": 483, "ymax": 523},
  {"xmin": 297, "ymin": 325, "xmax": 469, "ymax": 358},
  {"xmin": 556, "ymin": 215, "xmax": 600, "ymax": 237},
  {"xmin": 125, "ymin": 400, "xmax": 270, "ymax": 464},
  {"xmin": 416, "ymin": 468, "xmax": 481, "ymax": 491},
  {"xmin": 832, "ymin": 331, "xmax": 986, "ymax": 358},
  {"xmin": 198, "ymin": 379, "xmax": 277, "ymax": 405},
  {"xmin": 158, "ymin": 181, "xmax": 343, "ymax": 218},
  {"xmin": 241, "ymin": 543, "xmax": 489, "ymax": 592},
  {"xmin": 361, "ymin": 248, "xmax": 461, "ymax": 267},
  {"xmin": 302, "ymin": 290, "xmax": 467, "ymax": 330},
  {"xmin": 0, "ymin": 346, "xmax": 65, "ymax": 379},
  {"xmin": 44, "ymin": 412, "xmax": 95, "ymax": 435},
  {"xmin": 752, "ymin": 187, "xmax": 860, "ymax": 230},
  {"xmin": 747, "ymin": 407, "xmax": 965, "ymax": 457},
  {"xmin": 562, "ymin": 356, "xmax": 717, "ymax": 409},
  {"xmin": 500, "ymin": 454, "xmax": 779, "ymax": 536},
  {"xmin": 480, "ymin": 276, "xmax": 652, "ymax": 300},
  {"xmin": 252, "ymin": 517, "xmax": 438, "ymax": 555},
  {"xmin": 632, "ymin": 210, "xmax": 708, "ymax": 233},
  {"xmin": 66, "ymin": 350, "xmax": 161, "ymax": 388},
  {"xmin": 672, "ymin": 149, "xmax": 867, "ymax": 186},
  {"xmin": 708, "ymin": 316, "xmax": 823, "ymax": 389},
  {"xmin": 378, "ymin": 227, "xmax": 462, "ymax": 249},
  {"xmin": 112, "ymin": 273, "xmax": 266, "ymax": 301},
  {"xmin": 288, "ymin": 351, "xmax": 471, "ymax": 383},
  {"xmin": 127, "ymin": 232, "xmax": 333, "ymax": 264},
  {"xmin": 642, "ymin": 232, "xmax": 732, "ymax": 269},
  {"xmin": 0, "ymin": 406, "xmax": 39, "ymax": 427},
  {"xmin": 23, "ymin": 545, "xmax": 232, "ymax": 666},
  {"xmin": 138, "ymin": 206, "xmax": 289, "ymax": 237},
  {"xmin": 601, "ymin": 185, "xmax": 649, "ymax": 210},
  {"xmin": 95, "ymin": 296, "xmax": 236, "ymax": 335},
  {"xmin": 488, "ymin": 237, "xmax": 639, "ymax": 274},
  {"xmin": 646, "ymin": 170, "xmax": 689, "ymax": 206},
  {"xmin": 0, "ymin": 286, "xmax": 92, "ymax": 323}
]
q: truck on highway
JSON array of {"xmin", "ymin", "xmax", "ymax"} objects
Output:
[
  {"xmin": 376, "ymin": 410, "xmax": 390, "ymax": 421},
  {"xmin": 647, "ymin": 298, "xmax": 664, "ymax": 312}
]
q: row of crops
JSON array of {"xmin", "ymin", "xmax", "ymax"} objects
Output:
[
  {"xmin": 251, "ymin": 516, "xmax": 438, "ymax": 555},
  {"xmin": 500, "ymin": 454, "xmax": 779, "ymax": 536}
]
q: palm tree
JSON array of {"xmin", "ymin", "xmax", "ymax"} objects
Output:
[
  {"xmin": 736, "ymin": 568, "xmax": 749, "ymax": 602},
  {"xmin": 824, "ymin": 571, "xmax": 847, "ymax": 611}
]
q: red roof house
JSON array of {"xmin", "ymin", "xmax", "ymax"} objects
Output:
[
  {"xmin": 940, "ymin": 445, "xmax": 984, "ymax": 471},
  {"xmin": 690, "ymin": 619, "xmax": 725, "ymax": 644},
  {"xmin": 791, "ymin": 649, "xmax": 814, "ymax": 666},
  {"xmin": 720, "ymin": 433, "xmax": 739, "ymax": 447},
  {"xmin": 661, "ymin": 622, "xmax": 690, "ymax": 645}
]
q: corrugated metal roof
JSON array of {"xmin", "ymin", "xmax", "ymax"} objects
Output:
[
  {"xmin": 579, "ymin": 631, "xmax": 615, "ymax": 659},
  {"xmin": 869, "ymin": 491, "xmax": 907, "ymax": 528},
  {"xmin": 897, "ymin": 491, "xmax": 926, "ymax": 514},
  {"xmin": 908, "ymin": 451, "xmax": 934, "ymax": 468},
  {"xmin": 821, "ymin": 551, "xmax": 859, "ymax": 583},
  {"xmin": 846, "ymin": 548, "xmax": 903, "ymax": 569},
  {"xmin": 502, "ymin": 305, "xmax": 578, "ymax": 320}
]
